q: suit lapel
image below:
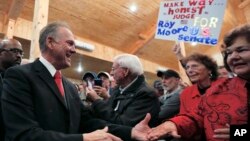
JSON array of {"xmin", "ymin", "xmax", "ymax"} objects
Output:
[{"xmin": 33, "ymin": 60, "xmax": 67, "ymax": 108}]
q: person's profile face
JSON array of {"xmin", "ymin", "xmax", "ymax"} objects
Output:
[
  {"xmin": 50, "ymin": 27, "xmax": 76, "ymax": 69},
  {"xmin": 226, "ymin": 36, "xmax": 250, "ymax": 79},
  {"xmin": 110, "ymin": 62, "xmax": 126, "ymax": 85}
]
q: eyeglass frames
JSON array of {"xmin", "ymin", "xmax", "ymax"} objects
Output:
[{"xmin": 0, "ymin": 48, "xmax": 24, "ymax": 56}]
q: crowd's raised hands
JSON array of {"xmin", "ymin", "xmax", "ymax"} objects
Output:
[{"xmin": 172, "ymin": 43, "xmax": 184, "ymax": 60}]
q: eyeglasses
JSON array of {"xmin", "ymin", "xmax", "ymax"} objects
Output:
[
  {"xmin": 111, "ymin": 67, "xmax": 119, "ymax": 72},
  {"xmin": 111, "ymin": 66, "xmax": 128, "ymax": 73},
  {"xmin": 0, "ymin": 48, "xmax": 24, "ymax": 56}
]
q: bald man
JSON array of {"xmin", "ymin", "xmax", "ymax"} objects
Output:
[{"xmin": 0, "ymin": 38, "xmax": 23, "ymax": 140}]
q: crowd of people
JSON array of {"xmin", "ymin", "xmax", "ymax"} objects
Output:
[{"xmin": 0, "ymin": 21, "xmax": 249, "ymax": 141}]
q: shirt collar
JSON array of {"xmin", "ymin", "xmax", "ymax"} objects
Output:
[
  {"xmin": 119, "ymin": 76, "xmax": 138, "ymax": 94},
  {"xmin": 39, "ymin": 56, "xmax": 57, "ymax": 77},
  {"xmin": 165, "ymin": 85, "xmax": 182, "ymax": 97}
]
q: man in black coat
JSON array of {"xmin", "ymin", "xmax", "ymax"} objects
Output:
[
  {"xmin": 87, "ymin": 54, "xmax": 160, "ymax": 127},
  {"xmin": 0, "ymin": 38, "xmax": 23, "ymax": 141}
]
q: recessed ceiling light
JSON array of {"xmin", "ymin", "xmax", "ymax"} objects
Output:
[
  {"xmin": 77, "ymin": 64, "xmax": 83, "ymax": 73},
  {"xmin": 191, "ymin": 42, "xmax": 197, "ymax": 46},
  {"xmin": 129, "ymin": 4, "xmax": 137, "ymax": 12}
]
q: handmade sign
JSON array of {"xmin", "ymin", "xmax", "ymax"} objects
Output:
[{"xmin": 155, "ymin": 0, "xmax": 227, "ymax": 46}]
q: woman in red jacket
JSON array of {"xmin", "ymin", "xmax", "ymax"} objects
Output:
[
  {"xmin": 147, "ymin": 24, "xmax": 250, "ymax": 141},
  {"xmin": 169, "ymin": 53, "xmax": 219, "ymax": 141}
]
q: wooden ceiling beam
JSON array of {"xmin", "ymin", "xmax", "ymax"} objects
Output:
[
  {"xmin": 7, "ymin": 0, "xmax": 26, "ymax": 20},
  {"xmin": 30, "ymin": 0, "xmax": 49, "ymax": 60},
  {"xmin": 126, "ymin": 24, "xmax": 156, "ymax": 54},
  {"xmin": 228, "ymin": 0, "xmax": 247, "ymax": 24},
  {"xmin": 1, "ymin": 0, "xmax": 25, "ymax": 38},
  {"xmin": 10, "ymin": 18, "xmax": 165, "ymax": 74},
  {"xmin": 238, "ymin": 0, "xmax": 250, "ymax": 9},
  {"xmin": 75, "ymin": 36, "xmax": 166, "ymax": 74}
]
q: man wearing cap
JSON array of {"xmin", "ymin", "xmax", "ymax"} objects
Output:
[
  {"xmin": 94, "ymin": 71, "xmax": 112, "ymax": 99},
  {"xmin": 80, "ymin": 71, "xmax": 97, "ymax": 106},
  {"xmin": 82, "ymin": 71, "xmax": 97, "ymax": 87},
  {"xmin": 157, "ymin": 69, "xmax": 183, "ymax": 122}
]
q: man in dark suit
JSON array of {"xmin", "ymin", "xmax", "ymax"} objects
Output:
[
  {"xmin": 0, "ymin": 38, "xmax": 23, "ymax": 141},
  {"xmin": 1, "ymin": 21, "xmax": 149, "ymax": 141}
]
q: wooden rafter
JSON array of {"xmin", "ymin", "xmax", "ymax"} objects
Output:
[
  {"xmin": 126, "ymin": 24, "xmax": 156, "ymax": 54},
  {"xmin": 229, "ymin": 0, "xmax": 247, "ymax": 24},
  {"xmin": 7, "ymin": 0, "xmax": 26, "ymax": 20}
]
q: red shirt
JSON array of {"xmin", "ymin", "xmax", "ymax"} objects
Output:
[
  {"xmin": 171, "ymin": 83, "xmax": 205, "ymax": 140},
  {"xmin": 179, "ymin": 84, "xmax": 203, "ymax": 115},
  {"xmin": 171, "ymin": 77, "xmax": 248, "ymax": 141}
]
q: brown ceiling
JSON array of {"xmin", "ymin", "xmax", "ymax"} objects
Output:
[{"xmin": 0, "ymin": 0, "xmax": 249, "ymax": 84}]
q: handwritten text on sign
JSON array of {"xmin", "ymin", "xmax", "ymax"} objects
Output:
[{"xmin": 155, "ymin": 0, "xmax": 227, "ymax": 46}]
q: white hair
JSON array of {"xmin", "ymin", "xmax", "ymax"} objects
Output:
[{"xmin": 114, "ymin": 54, "xmax": 143, "ymax": 75}]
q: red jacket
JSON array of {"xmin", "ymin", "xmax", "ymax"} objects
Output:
[
  {"xmin": 171, "ymin": 83, "xmax": 205, "ymax": 140},
  {"xmin": 179, "ymin": 83, "xmax": 203, "ymax": 115},
  {"xmin": 171, "ymin": 77, "xmax": 248, "ymax": 141}
]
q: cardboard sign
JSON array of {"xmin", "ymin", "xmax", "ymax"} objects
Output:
[{"xmin": 155, "ymin": 0, "xmax": 227, "ymax": 46}]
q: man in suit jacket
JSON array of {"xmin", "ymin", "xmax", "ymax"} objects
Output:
[
  {"xmin": 0, "ymin": 38, "xmax": 23, "ymax": 141},
  {"xmin": 1, "ymin": 21, "xmax": 149, "ymax": 141}
]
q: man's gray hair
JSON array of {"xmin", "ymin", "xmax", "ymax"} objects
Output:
[
  {"xmin": 114, "ymin": 54, "xmax": 143, "ymax": 75},
  {"xmin": 39, "ymin": 21, "xmax": 70, "ymax": 52}
]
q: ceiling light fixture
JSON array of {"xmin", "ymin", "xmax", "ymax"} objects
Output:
[
  {"xmin": 76, "ymin": 64, "xmax": 83, "ymax": 73},
  {"xmin": 191, "ymin": 42, "xmax": 198, "ymax": 46},
  {"xmin": 75, "ymin": 40, "xmax": 95, "ymax": 52},
  {"xmin": 129, "ymin": 4, "xmax": 137, "ymax": 12}
]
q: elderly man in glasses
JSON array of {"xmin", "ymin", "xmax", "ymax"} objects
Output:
[{"xmin": 0, "ymin": 38, "xmax": 23, "ymax": 141}]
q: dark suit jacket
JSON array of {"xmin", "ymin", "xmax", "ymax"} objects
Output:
[
  {"xmin": 0, "ymin": 72, "xmax": 4, "ymax": 141},
  {"xmin": 92, "ymin": 75, "xmax": 160, "ymax": 127},
  {"xmin": 1, "ymin": 60, "xmax": 131, "ymax": 141}
]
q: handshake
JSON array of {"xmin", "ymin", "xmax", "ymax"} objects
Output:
[
  {"xmin": 83, "ymin": 113, "xmax": 180, "ymax": 141},
  {"xmin": 131, "ymin": 113, "xmax": 180, "ymax": 141}
]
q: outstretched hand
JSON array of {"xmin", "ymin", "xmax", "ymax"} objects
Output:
[
  {"xmin": 147, "ymin": 121, "xmax": 181, "ymax": 141},
  {"xmin": 83, "ymin": 126, "xmax": 122, "ymax": 141},
  {"xmin": 131, "ymin": 113, "xmax": 151, "ymax": 141}
]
